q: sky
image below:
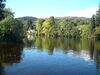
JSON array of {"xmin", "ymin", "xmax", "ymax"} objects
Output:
[{"xmin": 6, "ymin": 0, "xmax": 100, "ymax": 18}]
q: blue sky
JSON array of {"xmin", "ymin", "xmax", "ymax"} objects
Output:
[{"xmin": 6, "ymin": 0, "xmax": 100, "ymax": 18}]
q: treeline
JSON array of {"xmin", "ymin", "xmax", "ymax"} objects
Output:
[
  {"xmin": 0, "ymin": 0, "xmax": 100, "ymax": 42},
  {"xmin": 24, "ymin": 5, "xmax": 100, "ymax": 38},
  {"xmin": 0, "ymin": 0, "xmax": 24, "ymax": 41}
]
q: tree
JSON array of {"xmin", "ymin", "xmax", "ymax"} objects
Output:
[
  {"xmin": 57, "ymin": 19, "xmax": 69, "ymax": 36},
  {"xmin": 64, "ymin": 22, "xmax": 73, "ymax": 37},
  {"xmin": 42, "ymin": 16, "xmax": 55, "ymax": 36},
  {"xmin": 3, "ymin": 8, "xmax": 14, "ymax": 17},
  {"xmin": 26, "ymin": 19, "xmax": 33, "ymax": 31},
  {"xmin": 42, "ymin": 20, "xmax": 51, "ymax": 36},
  {"xmin": 71, "ymin": 27, "xmax": 80, "ymax": 38},
  {"xmin": 0, "ymin": 0, "xmax": 6, "ymax": 20},
  {"xmin": 0, "ymin": 16, "xmax": 24, "ymax": 41},
  {"xmin": 78, "ymin": 20, "xmax": 84, "ymax": 25},
  {"xmin": 23, "ymin": 19, "xmax": 35, "ymax": 35},
  {"xmin": 36, "ymin": 19, "xmax": 45, "ymax": 36},
  {"xmin": 95, "ymin": 4, "xmax": 100, "ymax": 27},
  {"xmin": 77, "ymin": 25, "xmax": 89, "ymax": 38},
  {"xmin": 49, "ymin": 23, "xmax": 58, "ymax": 37},
  {"xmin": 49, "ymin": 16, "xmax": 55, "ymax": 26},
  {"xmin": 72, "ymin": 19, "xmax": 79, "ymax": 26},
  {"xmin": 90, "ymin": 15, "xmax": 96, "ymax": 34},
  {"xmin": 95, "ymin": 26, "xmax": 100, "ymax": 37}
]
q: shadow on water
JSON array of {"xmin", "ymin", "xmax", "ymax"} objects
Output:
[{"xmin": 0, "ymin": 43, "xmax": 24, "ymax": 75}]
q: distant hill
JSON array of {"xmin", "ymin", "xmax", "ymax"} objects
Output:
[
  {"xmin": 55, "ymin": 16, "xmax": 89, "ymax": 20},
  {"xmin": 17, "ymin": 16, "xmax": 38, "ymax": 23},
  {"xmin": 17, "ymin": 16, "xmax": 89, "ymax": 23},
  {"xmin": 44, "ymin": 16, "xmax": 89, "ymax": 21}
]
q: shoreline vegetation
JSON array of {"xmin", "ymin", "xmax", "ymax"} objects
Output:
[{"xmin": 0, "ymin": 0, "xmax": 100, "ymax": 42}]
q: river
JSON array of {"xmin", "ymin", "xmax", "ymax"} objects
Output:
[{"xmin": 0, "ymin": 37, "xmax": 100, "ymax": 75}]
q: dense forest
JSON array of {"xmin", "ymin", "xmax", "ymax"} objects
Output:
[
  {"xmin": 24, "ymin": 5, "xmax": 100, "ymax": 38},
  {"xmin": 0, "ymin": 0, "xmax": 100, "ymax": 42}
]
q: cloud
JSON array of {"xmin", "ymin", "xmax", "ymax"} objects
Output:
[{"xmin": 67, "ymin": 7, "xmax": 98, "ymax": 18}]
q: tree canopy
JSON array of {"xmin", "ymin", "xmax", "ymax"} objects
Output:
[{"xmin": 0, "ymin": 0, "xmax": 6, "ymax": 20}]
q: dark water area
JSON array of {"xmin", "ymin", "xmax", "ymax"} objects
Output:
[{"xmin": 0, "ymin": 37, "xmax": 100, "ymax": 75}]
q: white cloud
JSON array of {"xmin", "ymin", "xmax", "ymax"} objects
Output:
[{"xmin": 67, "ymin": 7, "xmax": 98, "ymax": 18}]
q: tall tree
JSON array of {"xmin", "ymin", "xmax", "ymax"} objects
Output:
[
  {"xmin": 42, "ymin": 16, "xmax": 55, "ymax": 36},
  {"xmin": 36, "ymin": 19, "xmax": 45, "ymax": 36},
  {"xmin": 49, "ymin": 16, "xmax": 55, "ymax": 26},
  {"xmin": 27, "ymin": 19, "xmax": 33, "ymax": 30},
  {"xmin": 90, "ymin": 15, "xmax": 96, "ymax": 34},
  {"xmin": 0, "ymin": 0, "xmax": 6, "ymax": 20},
  {"xmin": 95, "ymin": 4, "xmax": 100, "ymax": 27}
]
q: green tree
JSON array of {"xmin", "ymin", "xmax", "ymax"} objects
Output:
[
  {"xmin": 90, "ymin": 15, "xmax": 96, "ymax": 34},
  {"xmin": 95, "ymin": 26, "xmax": 100, "ymax": 37},
  {"xmin": 78, "ymin": 20, "xmax": 84, "ymax": 25},
  {"xmin": 71, "ymin": 27, "xmax": 80, "ymax": 38},
  {"xmin": 23, "ymin": 19, "xmax": 35, "ymax": 35},
  {"xmin": 3, "ymin": 8, "xmax": 14, "ymax": 17},
  {"xmin": 27, "ymin": 19, "xmax": 33, "ymax": 30},
  {"xmin": 42, "ymin": 16, "xmax": 55, "ymax": 36},
  {"xmin": 0, "ymin": 0, "xmax": 6, "ymax": 20},
  {"xmin": 0, "ymin": 16, "xmax": 24, "ymax": 41},
  {"xmin": 72, "ymin": 19, "xmax": 79, "ymax": 26},
  {"xmin": 95, "ymin": 4, "xmax": 100, "ymax": 27},
  {"xmin": 64, "ymin": 22, "xmax": 73, "ymax": 37},
  {"xmin": 49, "ymin": 16, "xmax": 55, "ymax": 26},
  {"xmin": 57, "ymin": 19, "xmax": 69, "ymax": 36},
  {"xmin": 77, "ymin": 25, "xmax": 89, "ymax": 38},
  {"xmin": 36, "ymin": 19, "xmax": 45, "ymax": 36}
]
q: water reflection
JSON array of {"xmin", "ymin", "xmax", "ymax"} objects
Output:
[
  {"xmin": 0, "ymin": 43, "xmax": 24, "ymax": 75},
  {"xmin": 0, "ymin": 37, "xmax": 100, "ymax": 75},
  {"xmin": 0, "ymin": 64, "xmax": 5, "ymax": 75},
  {"xmin": 24, "ymin": 37, "xmax": 100, "ymax": 70}
]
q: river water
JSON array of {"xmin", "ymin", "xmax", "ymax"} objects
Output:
[{"xmin": 0, "ymin": 37, "xmax": 100, "ymax": 75}]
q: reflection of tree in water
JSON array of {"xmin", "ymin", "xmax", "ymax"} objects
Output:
[
  {"xmin": 35, "ymin": 37, "xmax": 81, "ymax": 55},
  {"xmin": 95, "ymin": 50, "xmax": 100, "ymax": 70},
  {"xmin": 24, "ymin": 36, "xmax": 100, "ymax": 70},
  {"xmin": 23, "ymin": 37, "xmax": 35, "ymax": 48},
  {"xmin": 0, "ymin": 43, "xmax": 24, "ymax": 75},
  {"xmin": 94, "ymin": 40, "xmax": 100, "ymax": 70},
  {"xmin": 35, "ymin": 37, "xmax": 56, "ymax": 55},
  {"xmin": 88, "ymin": 39, "xmax": 95, "ymax": 59},
  {"xmin": 0, "ymin": 64, "xmax": 5, "ymax": 75},
  {"xmin": 83, "ymin": 39, "xmax": 100, "ymax": 70}
]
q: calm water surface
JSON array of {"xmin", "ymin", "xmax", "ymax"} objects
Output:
[{"xmin": 0, "ymin": 37, "xmax": 100, "ymax": 75}]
